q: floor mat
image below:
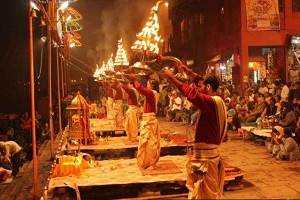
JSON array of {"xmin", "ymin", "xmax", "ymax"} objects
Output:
[
  {"xmin": 223, "ymin": 161, "xmax": 246, "ymax": 178},
  {"xmin": 139, "ymin": 160, "xmax": 182, "ymax": 175},
  {"xmin": 168, "ymin": 134, "xmax": 188, "ymax": 146}
]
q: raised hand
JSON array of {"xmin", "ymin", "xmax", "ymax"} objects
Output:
[{"xmin": 157, "ymin": 69, "xmax": 173, "ymax": 79}]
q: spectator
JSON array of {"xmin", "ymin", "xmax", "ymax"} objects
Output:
[
  {"xmin": 293, "ymin": 81, "xmax": 300, "ymax": 101},
  {"xmin": 181, "ymin": 96, "xmax": 197, "ymax": 125},
  {"xmin": 21, "ymin": 112, "xmax": 32, "ymax": 144},
  {"xmin": 258, "ymin": 81, "xmax": 269, "ymax": 95},
  {"xmin": 242, "ymin": 96, "xmax": 266, "ymax": 123},
  {"xmin": 40, "ymin": 123, "xmax": 50, "ymax": 143},
  {"xmin": 0, "ymin": 141, "xmax": 22, "ymax": 176},
  {"xmin": 274, "ymin": 94, "xmax": 282, "ymax": 114},
  {"xmin": 167, "ymin": 90, "xmax": 182, "ymax": 122},
  {"xmin": 261, "ymin": 97, "xmax": 277, "ymax": 119},
  {"xmin": 276, "ymin": 127, "xmax": 300, "ymax": 161},
  {"xmin": 226, "ymin": 80, "xmax": 234, "ymax": 94},
  {"xmin": 157, "ymin": 85, "xmax": 168, "ymax": 116},
  {"xmin": 294, "ymin": 116, "xmax": 300, "ymax": 145},
  {"xmin": 279, "ymin": 102, "xmax": 297, "ymax": 131},
  {"xmin": 97, "ymin": 101, "xmax": 106, "ymax": 119},
  {"xmin": 280, "ymin": 80, "xmax": 289, "ymax": 102},
  {"xmin": 265, "ymin": 125, "xmax": 284, "ymax": 156}
]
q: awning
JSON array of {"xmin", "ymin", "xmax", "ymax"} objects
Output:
[
  {"xmin": 207, "ymin": 50, "xmax": 233, "ymax": 64},
  {"xmin": 248, "ymin": 55, "xmax": 266, "ymax": 62}
]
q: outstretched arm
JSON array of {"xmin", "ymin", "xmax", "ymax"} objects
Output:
[
  {"xmin": 178, "ymin": 65, "xmax": 198, "ymax": 82},
  {"xmin": 159, "ymin": 64, "xmax": 198, "ymax": 87}
]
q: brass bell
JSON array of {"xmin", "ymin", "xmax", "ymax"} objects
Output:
[
  {"xmin": 40, "ymin": 18, "xmax": 46, "ymax": 26},
  {"xmin": 31, "ymin": 9, "xmax": 37, "ymax": 18}
]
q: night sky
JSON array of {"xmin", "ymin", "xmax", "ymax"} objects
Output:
[{"xmin": 0, "ymin": 0, "xmax": 171, "ymax": 113}]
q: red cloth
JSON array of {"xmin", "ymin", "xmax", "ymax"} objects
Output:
[
  {"xmin": 133, "ymin": 79, "xmax": 156, "ymax": 113},
  {"xmin": 179, "ymin": 82, "xmax": 222, "ymax": 145},
  {"xmin": 111, "ymin": 84, "xmax": 123, "ymax": 100},
  {"xmin": 22, "ymin": 119, "xmax": 31, "ymax": 129},
  {"xmin": 105, "ymin": 86, "xmax": 115, "ymax": 98},
  {"xmin": 120, "ymin": 84, "xmax": 138, "ymax": 106},
  {"xmin": 0, "ymin": 170, "xmax": 9, "ymax": 181}
]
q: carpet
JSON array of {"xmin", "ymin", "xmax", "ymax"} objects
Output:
[
  {"xmin": 139, "ymin": 160, "xmax": 182, "ymax": 175},
  {"xmin": 168, "ymin": 134, "xmax": 188, "ymax": 145},
  {"xmin": 223, "ymin": 161, "xmax": 245, "ymax": 178},
  {"xmin": 121, "ymin": 138, "xmax": 139, "ymax": 145}
]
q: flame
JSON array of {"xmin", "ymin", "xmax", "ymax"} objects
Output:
[
  {"xmin": 131, "ymin": 1, "xmax": 162, "ymax": 55},
  {"xmin": 114, "ymin": 38, "xmax": 129, "ymax": 66},
  {"xmin": 93, "ymin": 62, "xmax": 107, "ymax": 81}
]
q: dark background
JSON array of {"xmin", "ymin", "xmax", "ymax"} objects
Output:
[{"xmin": 0, "ymin": 0, "xmax": 170, "ymax": 114}]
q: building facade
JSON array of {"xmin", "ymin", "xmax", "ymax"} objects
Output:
[{"xmin": 167, "ymin": 0, "xmax": 300, "ymax": 86}]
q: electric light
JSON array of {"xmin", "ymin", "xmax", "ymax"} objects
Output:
[
  {"xmin": 31, "ymin": 2, "xmax": 40, "ymax": 10},
  {"xmin": 59, "ymin": 1, "xmax": 69, "ymax": 10}
]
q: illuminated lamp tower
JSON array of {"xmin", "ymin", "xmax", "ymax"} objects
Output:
[
  {"xmin": 131, "ymin": 1, "xmax": 162, "ymax": 61},
  {"xmin": 114, "ymin": 38, "xmax": 129, "ymax": 73}
]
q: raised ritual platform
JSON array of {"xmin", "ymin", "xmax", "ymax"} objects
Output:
[
  {"xmin": 89, "ymin": 118, "xmax": 125, "ymax": 136},
  {"xmin": 64, "ymin": 134, "xmax": 192, "ymax": 159},
  {"xmin": 47, "ymin": 155, "xmax": 246, "ymax": 199}
]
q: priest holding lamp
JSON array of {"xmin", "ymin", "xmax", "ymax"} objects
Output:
[
  {"xmin": 158, "ymin": 65, "xmax": 227, "ymax": 199},
  {"xmin": 124, "ymin": 73, "xmax": 161, "ymax": 170}
]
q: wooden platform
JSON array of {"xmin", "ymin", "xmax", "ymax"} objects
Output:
[
  {"xmin": 64, "ymin": 134, "xmax": 192, "ymax": 159},
  {"xmin": 66, "ymin": 134, "xmax": 191, "ymax": 150},
  {"xmin": 47, "ymin": 122, "xmax": 246, "ymax": 199},
  {"xmin": 47, "ymin": 155, "xmax": 245, "ymax": 199},
  {"xmin": 89, "ymin": 118, "xmax": 125, "ymax": 134}
]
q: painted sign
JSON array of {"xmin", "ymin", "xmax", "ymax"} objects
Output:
[{"xmin": 245, "ymin": 0, "xmax": 280, "ymax": 30}]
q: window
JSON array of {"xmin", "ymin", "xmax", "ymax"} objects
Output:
[{"xmin": 292, "ymin": 0, "xmax": 300, "ymax": 12}]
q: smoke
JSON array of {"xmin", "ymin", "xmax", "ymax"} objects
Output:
[{"xmin": 73, "ymin": 0, "xmax": 161, "ymax": 68}]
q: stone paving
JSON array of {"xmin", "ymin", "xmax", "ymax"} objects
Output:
[{"xmin": 1, "ymin": 118, "xmax": 300, "ymax": 199}]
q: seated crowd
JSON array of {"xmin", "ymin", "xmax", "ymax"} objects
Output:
[
  {"xmin": 158, "ymin": 78, "xmax": 300, "ymax": 161},
  {"xmin": 222, "ymin": 79, "xmax": 300, "ymax": 161}
]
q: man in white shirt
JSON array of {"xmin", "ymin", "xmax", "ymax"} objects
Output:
[
  {"xmin": 0, "ymin": 141, "xmax": 22, "ymax": 176},
  {"xmin": 167, "ymin": 90, "xmax": 182, "ymax": 121}
]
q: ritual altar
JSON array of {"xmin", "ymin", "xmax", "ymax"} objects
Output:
[{"xmin": 51, "ymin": 154, "xmax": 90, "ymax": 178}]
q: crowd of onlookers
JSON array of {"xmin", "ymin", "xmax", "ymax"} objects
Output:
[
  {"xmin": 3, "ymin": 77, "xmax": 300, "ymax": 173},
  {"xmin": 0, "ymin": 111, "xmax": 50, "ymax": 163},
  {"xmin": 156, "ymin": 78, "xmax": 300, "ymax": 161}
]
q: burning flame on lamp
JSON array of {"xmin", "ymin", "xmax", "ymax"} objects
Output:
[{"xmin": 131, "ymin": 1, "xmax": 162, "ymax": 55}]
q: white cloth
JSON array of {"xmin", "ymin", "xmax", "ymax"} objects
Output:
[
  {"xmin": 186, "ymin": 143, "xmax": 224, "ymax": 199},
  {"xmin": 281, "ymin": 85, "xmax": 289, "ymax": 102},
  {"xmin": 124, "ymin": 105, "xmax": 139, "ymax": 141},
  {"xmin": 113, "ymin": 99, "xmax": 123, "ymax": 127},
  {"xmin": 171, "ymin": 96, "xmax": 182, "ymax": 111},
  {"xmin": 106, "ymin": 97, "xmax": 114, "ymax": 120},
  {"xmin": 0, "ymin": 141, "xmax": 22, "ymax": 158},
  {"xmin": 137, "ymin": 113, "xmax": 161, "ymax": 169}
]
